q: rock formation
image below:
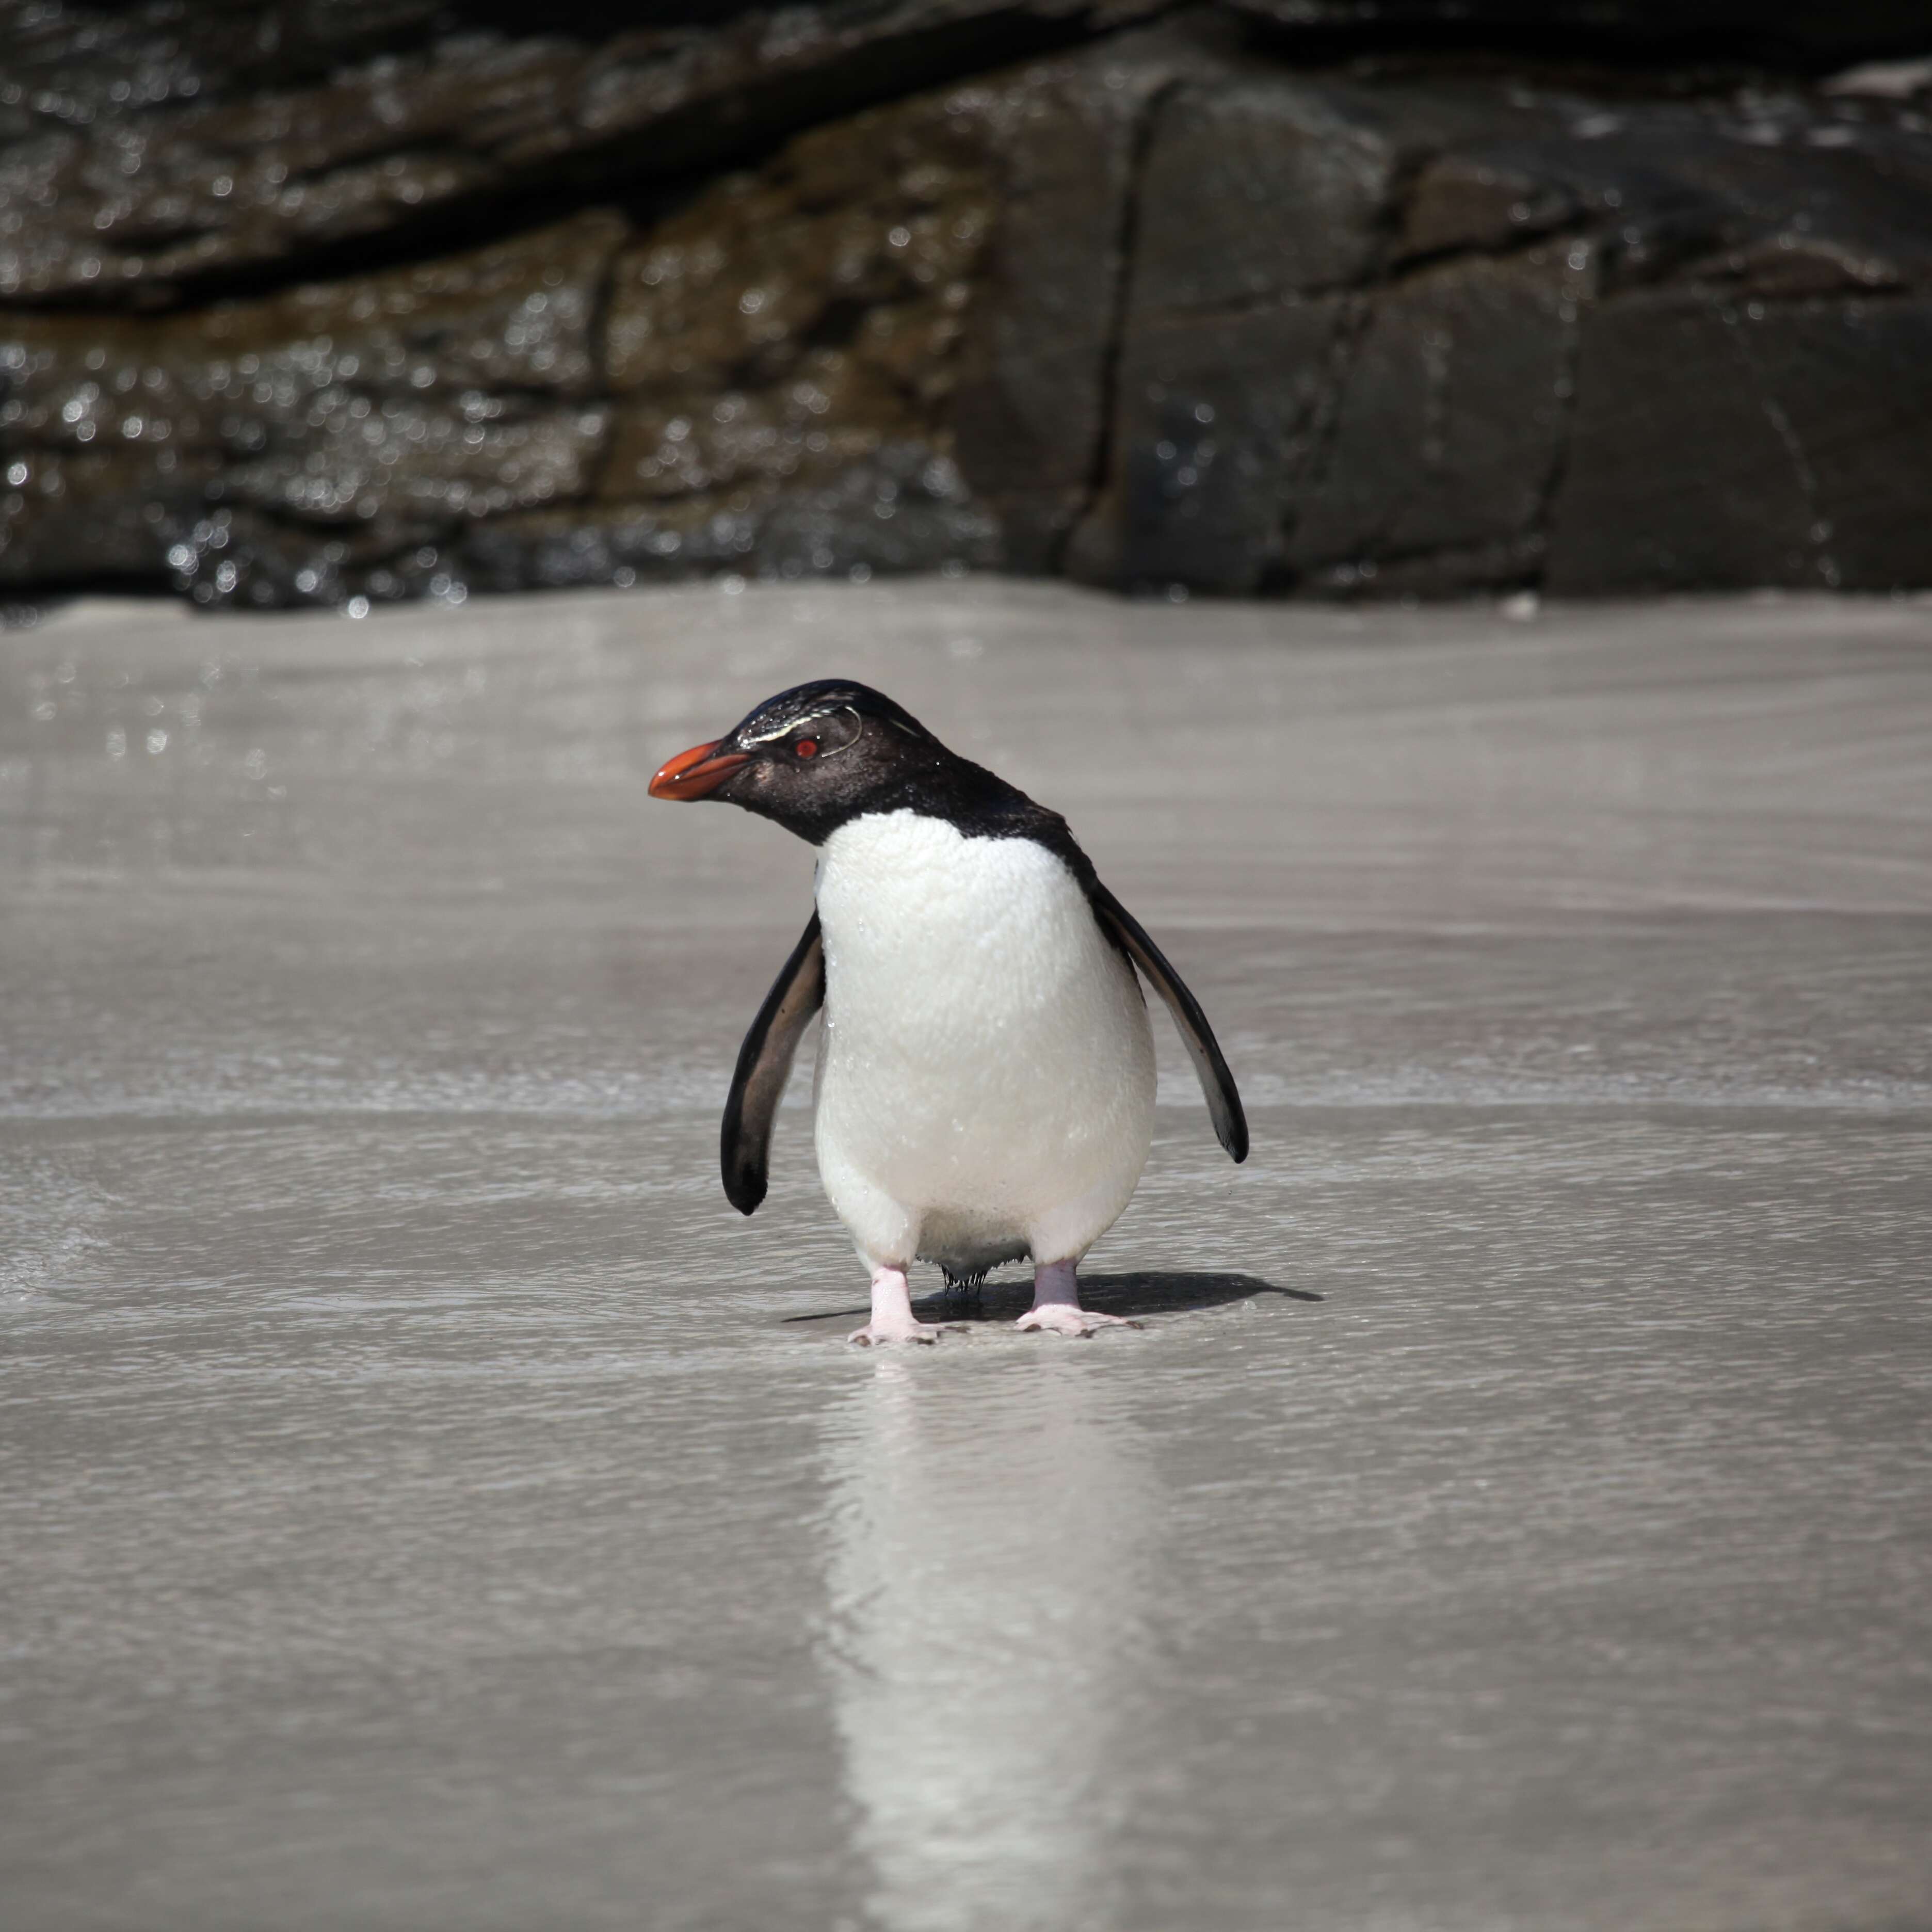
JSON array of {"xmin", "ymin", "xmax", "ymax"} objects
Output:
[{"xmin": 2, "ymin": 2, "xmax": 1928, "ymax": 605}]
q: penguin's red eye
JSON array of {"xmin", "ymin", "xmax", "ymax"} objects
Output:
[{"xmin": 795, "ymin": 738, "xmax": 818, "ymax": 758}]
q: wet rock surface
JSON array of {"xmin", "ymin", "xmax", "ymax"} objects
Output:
[
  {"xmin": 2, "ymin": 3, "xmax": 1931, "ymax": 604},
  {"xmin": 0, "ymin": 208, "xmax": 622, "ymax": 606},
  {"xmin": 1068, "ymin": 59, "xmax": 1932, "ymax": 595},
  {"xmin": 0, "ymin": 1, "xmax": 1169, "ymax": 301}
]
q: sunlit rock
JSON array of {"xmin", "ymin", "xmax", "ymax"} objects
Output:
[{"xmin": 3, "ymin": 5, "xmax": 1931, "ymax": 604}]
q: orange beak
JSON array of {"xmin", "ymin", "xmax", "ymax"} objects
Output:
[{"xmin": 648, "ymin": 738, "xmax": 752, "ymax": 801}]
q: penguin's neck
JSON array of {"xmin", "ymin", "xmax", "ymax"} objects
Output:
[
  {"xmin": 787, "ymin": 754, "xmax": 1092, "ymax": 881},
  {"xmin": 814, "ymin": 809, "xmax": 1098, "ymax": 984}
]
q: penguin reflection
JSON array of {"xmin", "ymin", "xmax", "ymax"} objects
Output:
[{"xmin": 821, "ymin": 1355, "xmax": 1154, "ymax": 1932}]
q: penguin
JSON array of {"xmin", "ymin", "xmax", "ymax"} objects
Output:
[{"xmin": 649, "ymin": 679, "xmax": 1247, "ymax": 1344}]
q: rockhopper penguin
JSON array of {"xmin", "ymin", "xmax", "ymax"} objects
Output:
[{"xmin": 650, "ymin": 680, "xmax": 1247, "ymax": 1344}]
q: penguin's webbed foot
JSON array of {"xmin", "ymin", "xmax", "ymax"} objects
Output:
[
  {"xmin": 1014, "ymin": 1304, "xmax": 1139, "ymax": 1339},
  {"xmin": 1017, "ymin": 1258, "xmax": 1141, "ymax": 1338},
  {"xmin": 849, "ymin": 1263, "xmax": 961, "ymax": 1346},
  {"xmin": 848, "ymin": 1315, "xmax": 957, "ymax": 1347}
]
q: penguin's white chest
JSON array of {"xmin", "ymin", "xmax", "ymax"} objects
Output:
[{"xmin": 811, "ymin": 810, "xmax": 1155, "ymax": 1270}]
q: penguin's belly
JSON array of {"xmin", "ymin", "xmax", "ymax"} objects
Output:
[{"xmin": 812, "ymin": 810, "xmax": 1156, "ymax": 1269}]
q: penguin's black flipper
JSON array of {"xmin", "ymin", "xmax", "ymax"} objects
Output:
[
  {"xmin": 721, "ymin": 912, "xmax": 826, "ymax": 1214},
  {"xmin": 1088, "ymin": 881, "xmax": 1248, "ymax": 1164}
]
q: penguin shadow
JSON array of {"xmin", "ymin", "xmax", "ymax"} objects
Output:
[{"xmin": 783, "ymin": 1270, "xmax": 1319, "ymax": 1333}]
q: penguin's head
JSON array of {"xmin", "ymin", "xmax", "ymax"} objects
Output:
[{"xmin": 649, "ymin": 679, "xmax": 944, "ymax": 843}]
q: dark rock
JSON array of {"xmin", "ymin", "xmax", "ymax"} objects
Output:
[
  {"xmin": 1066, "ymin": 298, "xmax": 1342, "ymax": 592},
  {"xmin": 1396, "ymin": 153, "xmax": 1581, "ymax": 261},
  {"xmin": 946, "ymin": 36, "xmax": 1186, "ymax": 574},
  {"xmin": 0, "ymin": 444, "xmax": 218, "ymax": 586},
  {"xmin": 594, "ymin": 85, "xmax": 1001, "ymax": 544},
  {"xmin": 746, "ymin": 442, "xmax": 999, "ymax": 579},
  {"xmin": 6, "ymin": 10, "xmax": 1932, "ymax": 605},
  {"xmin": 1546, "ymin": 297, "xmax": 1818, "ymax": 593},
  {"xmin": 1068, "ymin": 59, "xmax": 1932, "ymax": 595},
  {"xmin": 0, "ymin": 1, "xmax": 1169, "ymax": 303},
  {"xmin": 1129, "ymin": 77, "xmax": 1396, "ymax": 307},
  {"xmin": 0, "ymin": 52, "xmax": 1121, "ymax": 603},
  {"xmin": 1064, "ymin": 65, "xmax": 1592, "ymax": 591},
  {"xmin": 1283, "ymin": 251, "xmax": 1585, "ymax": 594},
  {"xmin": 1546, "ymin": 293, "xmax": 1932, "ymax": 593},
  {"xmin": 1765, "ymin": 300, "xmax": 1932, "ymax": 589},
  {"xmin": 466, "ymin": 32, "xmax": 1215, "ymax": 594},
  {"xmin": 0, "ymin": 211, "xmax": 622, "ymax": 602},
  {"xmin": 1062, "ymin": 68, "xmax": 1395, "ymax": 591},
  {"xmin": 460, "ymin": 66, "xmax": 1054, "ymax": 593},
  {"xmin": 1227, "ymin": 3, "xmax": 1932, "ymax": 65},
  {"xmin": 458, "ymin": 509, "xmax": 726, "ymax": 596},
  {"xmin": 463, "ymin": 443, "xmax": 999, "ymax": 591}
]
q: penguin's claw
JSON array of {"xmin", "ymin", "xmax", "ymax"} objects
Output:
[{"xmin": 1015, "ymin": 1305, "xmax": 1139, "ymax": 1338}]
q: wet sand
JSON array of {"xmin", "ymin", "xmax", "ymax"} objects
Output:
[{"xmin": 3, "ymin": 581, "xmax": 1929, "ymax": 1930}]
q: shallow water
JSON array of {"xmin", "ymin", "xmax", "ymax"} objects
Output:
[{"xmin": 3, "ymin": 582, "xmax": 1929, "ymax": 1930}]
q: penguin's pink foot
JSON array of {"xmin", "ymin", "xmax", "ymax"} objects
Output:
[
  {"xmin": 1015, "ymin": 1302, "xmax": 1137, "ymax": 1338},
  {"xmin": 849, "ymin": 1315, "xmax": 948, "ymax": 1346},
  {"xmin": 848, "ymin": 1264, "xmax": 956, "ymax": 1347},
  {"xmin": 1015, "ymin": 1259, "xmax": 1140, "ymax": 1338}
]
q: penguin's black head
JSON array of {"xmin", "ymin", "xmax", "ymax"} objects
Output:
[{"xmin": 649, "ymin": 679, "xmax": 952, "ymax": 844}]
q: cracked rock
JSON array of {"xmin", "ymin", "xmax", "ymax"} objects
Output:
[
  {"xmin": 1546, "ymin": 293, "xmax": 1932, "ymax": 593},
  {"xmin": 1070, "ymin": 59, "xmax": 1932, "ymax": 596},
  {"xmin": 4, "ymin": 11, "xmax": 1932, "ymax": 605},
  {"xmin": 1283, "ymin": 250, "xmax": 1588, "ymax": 594}
]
